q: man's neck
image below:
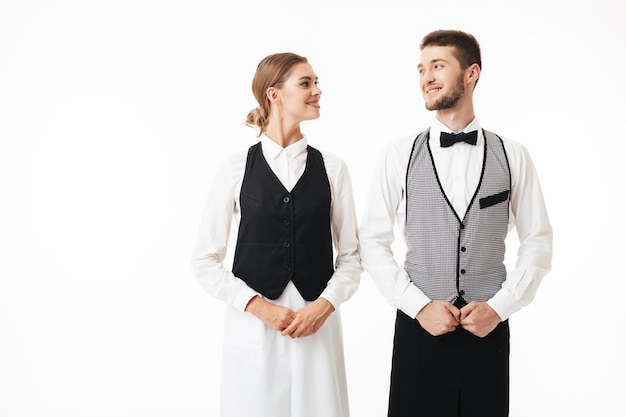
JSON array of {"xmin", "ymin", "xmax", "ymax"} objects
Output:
[
  {"xmin": 435, "ymin": 99, "xmax": 476, "ymax": 132},
  {"xmin": 436, "ymin": 110, "xmax": 475, "ymax": 132}
]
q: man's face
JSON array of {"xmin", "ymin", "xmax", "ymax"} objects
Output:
[{"xmin": 418, "ymin": 45, "xmax": 466, "ymax": 111}]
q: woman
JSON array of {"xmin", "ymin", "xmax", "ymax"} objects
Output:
[{"xmin": 191, "ymin": 52, "xmax": 362, "ymax": 417}]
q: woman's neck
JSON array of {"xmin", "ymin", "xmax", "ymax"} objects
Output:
[{"xmin": 265, "ymin": 119, "xmax": 303, "ymax": 148}]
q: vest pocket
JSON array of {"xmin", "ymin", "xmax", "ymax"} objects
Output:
[
  {"xmin": 241, "ymin": 193, "xmax": 263, "ymax": 204},
  {"xmin": 479, "ymin": 190, "xmax": 510, "ymax": 209}
]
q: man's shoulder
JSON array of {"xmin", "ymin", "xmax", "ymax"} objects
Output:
[
  {"xmin": 482, "ymin": 130, "xmax": 526, "ymax": 152},
  {"xmin": 481, "ymin": 131, "xmax": 534, "ymax": 172},
  {"xmin": 370, "ymin": 132, "xmax": 428, "ymax": 174},
  {"xmin": 384, "ymin": 132, "xmax": 427, "ymax": 153}
]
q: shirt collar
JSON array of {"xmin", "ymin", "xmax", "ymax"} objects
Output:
[
  {"xmin": 429, "ymin": 117, "xmax": 482, "ymax": 146},
  {"xmin": 261, "ymin": 134, "xmax": 308, "ymax": 159}
]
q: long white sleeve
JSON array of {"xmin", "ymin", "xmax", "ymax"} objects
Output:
[
  {"xmin": 318, "ymin": 151, "xmax": 362, "ymax": 308},
  {"xmin": 487, "ymin": 141, "xmax": 553, "ymax": 320},
  {"xmin": 190, "ymin": 154, "xmax": 260, "ymax": 312},
  {"xmin": 358, "ymin": 137, "xmax": 431, "ymax": 319}
]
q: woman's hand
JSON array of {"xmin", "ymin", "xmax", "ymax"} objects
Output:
[
  {"xmin": 245, "ymin": 295, "xmax": 296, "ymax": 332},
  {"xmin": 281, "ymin": 298, "xmax": 335, "ymax": 338}
]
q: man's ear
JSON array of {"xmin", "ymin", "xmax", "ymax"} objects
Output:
[
  {"xmin": 466, "ymin": 63, "xmax": 481, "ymax": 87},
  {"xmin": 266, "ymin": 87, "xmax": 280, "ymax": 104}
]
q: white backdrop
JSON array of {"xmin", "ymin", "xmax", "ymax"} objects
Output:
[{"xmin": 1, "ymin": 1, "xmax": 625, "ymax": 416}]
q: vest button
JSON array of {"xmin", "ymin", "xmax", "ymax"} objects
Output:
[
  {"xmin": 283, "ymin": 219, "xmax": 290, "ymax": 225},
  {"xmin": 283, "ymin": 196, "xmax": 290, "ymax": 203},
  {"xmin": 284, "ymin": 242, "xmax": 291, "ymax": 248},
  {"xmin": 461, "ymin": 247, "xmax": 466, "ymax": 252},
  {"xmin": 284, "ymin": 265, "xmax": 292, "ymax": 271},
  {"xmin": 460, "ymin": 269, "xmax": 466, "ymax": 274}
]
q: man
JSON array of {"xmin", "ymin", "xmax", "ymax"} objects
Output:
[{"xmin": 359, "ymin": 30, "xmax": 553, "ymax": 416}]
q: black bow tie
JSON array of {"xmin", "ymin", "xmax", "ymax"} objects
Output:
[{"xmin": 440, "ymin": 130, "xmax": 478, "ymax": 148}]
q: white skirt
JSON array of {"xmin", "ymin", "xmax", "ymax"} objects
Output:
[{"xmin": 220, "ymin": 281, "xmax": 350, "ymax": 417}]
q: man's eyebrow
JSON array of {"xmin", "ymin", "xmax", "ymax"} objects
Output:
[{"xmin": 418, "ymin": 58, "xmax": 449, "ymax": 68}]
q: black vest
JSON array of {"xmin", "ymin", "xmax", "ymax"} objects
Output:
[{"xmin": 232, "ymin": 142, "xmax": 334, "ymax": 300}]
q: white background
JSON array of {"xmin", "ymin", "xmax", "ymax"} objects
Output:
[{"xmin": 1, "ymin": 0, "xmax": 625, "ymax": 416}]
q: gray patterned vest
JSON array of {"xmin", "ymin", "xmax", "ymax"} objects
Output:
[{"xmin": 405, "ymin": 129, "xmax": 511, "ymax": 304}]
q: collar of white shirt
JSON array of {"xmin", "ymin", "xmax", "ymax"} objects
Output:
[
  {"xmin": 261, "ymin": 134, "xmax": 308, "ymax": 160},
  {"xmin": 429, "ymin": 117, "xmax": 483, "ymax": 147}
]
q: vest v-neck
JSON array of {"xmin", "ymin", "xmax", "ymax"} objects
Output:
[
  {"xmin": 425, "ymin": 129, "xmax": 488, "ymax": 223},
  {"xmin": 259, "ymin": 144, "xmax": 310, "ymax": 194},
  {"xmin": 233, "ymin": 142, "xmax": 333, "ymax": 301}
]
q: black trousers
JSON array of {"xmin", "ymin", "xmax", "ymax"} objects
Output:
[{"xmin": 388, "ymin": 310, "xmax": 510, "ymax": 417}]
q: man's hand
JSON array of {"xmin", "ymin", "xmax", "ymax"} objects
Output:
[
  {"xmin": 415, "ymin": 301, "xmax": 461, "ymax": 336},
  {"xmin": 245, "ymin": 295, "xmax": 296, "ymax": 332},
  {"xmin": 281, "ymin": 298, "xmax": 335, "ymax": 338},
  {"xmin": 459, "ymin": 301, "xmax": 501, "ymax": 338}
]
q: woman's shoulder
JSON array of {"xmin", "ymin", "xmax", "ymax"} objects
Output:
[
  {"xmin": 211, "ymin": 145, "xmax": 254, "ymax": 183},
  {"xmin": 313, "ymin": 146, "xmax": 349, "ymax": 175}
]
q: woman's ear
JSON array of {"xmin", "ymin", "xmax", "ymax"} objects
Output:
[{"xmin": 266, "ymin": 87, "xmax": 280, "ymax": 104}]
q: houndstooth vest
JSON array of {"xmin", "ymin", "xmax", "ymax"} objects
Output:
[{"xmin": 405, "ymin": 129, "xmax": 511, "ymax": 304}]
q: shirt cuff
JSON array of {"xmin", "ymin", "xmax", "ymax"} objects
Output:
[
  {"xmin": 233, "ymin": 285, "xmax": 261, "ymax": 312},
  {"xmin": 319, "ymin": 286, "xmax": 341, "ymax": 310},
  {"xmin": 487, "ymin": 289, "xmax": 516, "ymax": 321},
  {"xmin": 397, "ymin": 285, "xmax": 432, "ymax": 320}
]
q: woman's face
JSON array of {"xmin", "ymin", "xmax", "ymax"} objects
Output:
[{"xmin": 272, "ymin": 62, "xmax": 322, "ymax": 122}]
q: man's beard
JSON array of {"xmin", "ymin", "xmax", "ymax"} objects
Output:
[{"xmin": 425, "ymin": 74, "xmax": 465, "ymax": 111}]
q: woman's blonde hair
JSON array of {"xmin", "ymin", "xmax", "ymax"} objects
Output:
[{"xmin": 245, "ymin": 52, "xmax": 308, "ymax": 136}]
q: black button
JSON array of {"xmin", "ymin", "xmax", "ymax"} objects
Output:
[
  {"xmin": 459, "ymin": 290, "xmax": 465, "ymax": 296},
  {"xmin": 461, "ymin": 247, "xmax": 466, "ymax": 252},
  {"xmin": 283, "ymin": 219, "xmax": 290, "ymax": 225},
  {"xmin": 284, "ymin": 242, "xmax": 291, "ymax": 248},
  {"xmin": 283, "ymin": 196, "xmax": 290, "ymax": 203},
  {"xmin": 460, "ymin": 224, "xmax": 465, "ymax": 230},
  {"xmin": 460, "ymin": 269, "xmax": 466, "ymax": 274},
  {"xmin": 284, "ymin": 265, "xmax": 292, "ymax": 271}
]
